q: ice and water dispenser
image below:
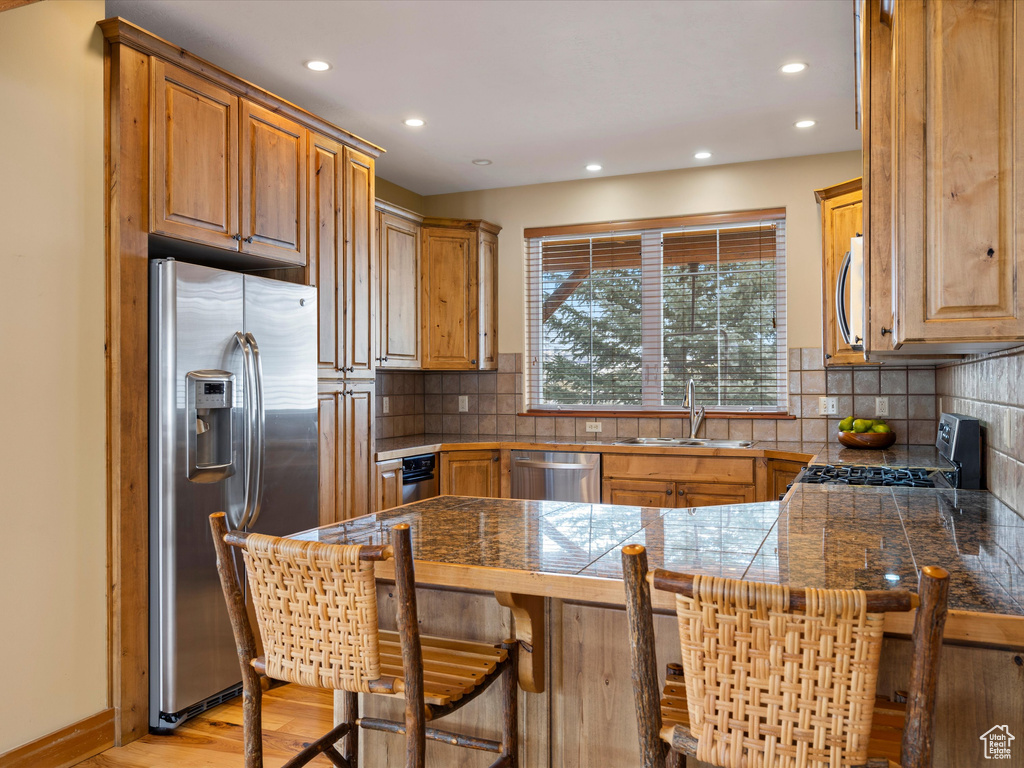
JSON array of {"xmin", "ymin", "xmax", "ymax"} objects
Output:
[{"xmin": 186, "ymin": 370, "xmax": 235, "ymax": 482}]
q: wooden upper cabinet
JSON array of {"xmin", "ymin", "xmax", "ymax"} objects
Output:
[
  {"xmin": 240, "ymin": 99, "xmax": 307, "ymax": 266},
  {"xmin": 478, "ymin": 230, "xmax": 499, "ymax": 370},
  {"xmin": 889, "ymin": 0, "xmax": 1024, "ymax": 346},
  {"xmin": 341, "ymin": 148, "xmax": 376, "ymax": 378},
  {"xmin": 309, "ymin": 135, "xmax": 375, "ymax": 379},
  {"xmin": 150, "ymin": 60, "xmax": 239, "ymax": 249},
  {"xmin": 815, "ymin": 178, "xmax": 869, "ymax": 366},
  {"xmin": 378, "ymin": 206, "xmax": 422, "ymax": 368},
  {"xmin": 421, "ymin": 219, "xmax": 501, "ymax": 370}
]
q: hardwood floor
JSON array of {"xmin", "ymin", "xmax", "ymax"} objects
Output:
[{"xmin": 79, "ymin": 685, "xmax": 338, "ymax": 767}]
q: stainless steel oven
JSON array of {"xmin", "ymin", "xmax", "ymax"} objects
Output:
[{"xmin": 402, "ymin": 453, "xmax": 439, "ymax": 504}]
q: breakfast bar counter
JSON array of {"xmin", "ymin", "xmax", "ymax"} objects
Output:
[{"xmin": 291, "ymin": 490, "xmax": 1024, "ymax": 767}]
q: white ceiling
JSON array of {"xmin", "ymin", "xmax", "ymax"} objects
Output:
[{"xmin": 104, "ymin": 0, "xmax": 860, "ymax": 196}]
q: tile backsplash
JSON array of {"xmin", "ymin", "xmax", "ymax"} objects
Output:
[
  {"xmin": 376, "ymin": 348, "xmax": 940, "ymax": 446},
  {"xmin": 937, "ymin": 344, "xmax": 1024, "ymax": 514}
]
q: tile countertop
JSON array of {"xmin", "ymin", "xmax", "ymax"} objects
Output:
[
  {"xmin": 374, "ymin": 433, "xmax": 954, "ymax": 470},
  {"xmin": 292, "ymin": 486, "xmax": 1024, "ymax": 621}
]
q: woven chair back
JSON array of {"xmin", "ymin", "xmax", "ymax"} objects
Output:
[
  {"xmin": 675, "ymin": 574, "xmax": 885, "ymax": 768},
  {"xmin": 241, "ymin": 534, "xmax": 383, "ymax": 693}
]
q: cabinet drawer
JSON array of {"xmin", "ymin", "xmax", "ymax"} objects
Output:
[{"xmin": 602, "ymin": 454, "xmax": 755, "ymax": 485}]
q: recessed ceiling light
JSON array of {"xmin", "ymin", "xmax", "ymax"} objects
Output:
[
  {"xmin": 472, "ymin": 159, "xmax": 492, "ymax": 166},
  {"xmin": 780, "ymin": 62, "xmax": 808, "ymax": 74},
  {"xmin": 586, "ymin": 164, "xmax": 602, "ymax": 172},
  {"xmin": 305, "ymin": 60, "xmax": 331, "ymax": 72},
  {"xmin": 694, "ymin": 151, "xmax": 712, "ymax": 160},
  {"xmin": 404, "ymin": 118, "xmax": 425, "ymax": 127},
  {"xmin": 794, "ymin": 119, "xmax": 816, "ymax": 129}
]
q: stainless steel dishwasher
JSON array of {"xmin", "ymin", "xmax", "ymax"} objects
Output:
[{"xmin": 510, "ymin": 450, "xmax": 601, "ymax": 502}]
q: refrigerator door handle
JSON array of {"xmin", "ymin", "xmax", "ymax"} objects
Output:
[
  {"xmin": 233, "ymin": 331, "xmax": 256, "ymax": 530},
  {"xmin": 244, "ymin": 331, "xmax": 267, "ymax": 529}
]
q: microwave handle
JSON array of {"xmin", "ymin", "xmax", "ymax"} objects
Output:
[{"xmin": 835, "ymin": 249, "xmax": 853, "ymax": 346}]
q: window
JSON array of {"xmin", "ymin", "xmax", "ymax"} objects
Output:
[{"xmin": 524, "ymin": 209, "xmax": 786, "ymax": 412}]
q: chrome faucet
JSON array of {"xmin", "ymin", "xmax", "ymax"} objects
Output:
[{"xmin": 685, "ymin": 379, "xmax": 706, "ymax": 439}]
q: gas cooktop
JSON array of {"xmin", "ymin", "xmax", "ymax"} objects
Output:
[{"xmin": 796, "ymin": 464, "xmax": 953, "ymax": 489}]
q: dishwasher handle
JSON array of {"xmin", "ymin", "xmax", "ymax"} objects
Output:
[{"xmin": 513, "ymin": 458, "xmax": 596, "ymax": 471}]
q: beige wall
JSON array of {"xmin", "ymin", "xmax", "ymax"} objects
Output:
[
  {"xmin": 0, "ymin": 0, "xmax": 107, "ymax": 752},
  {"xmin": 376, "ymin": 176, "xmax": 427, "ymax": 214},
  {"xmin": 423, "ymin": 151, "xmax": 862, "ymax": 353}
]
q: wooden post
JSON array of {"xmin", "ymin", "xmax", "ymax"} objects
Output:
[
  {"xmin": 209, "ymin": 513, "xmax": 263, "ymax": 768},
  {"xmin": 500, "ymin": 640, "xmax": 519, "ymax": 766},
  {"xmin": 901, "ymin": 565, "xmax": 950, "ymax": 768},
  {"xmin": 338, "ymin": 690, "xmax": 358, "ymax": 765},
  {"xmin": 493, "ymin": 591, "xmax": 546, "ymax": 693},
  {"xmin": 392, "ymin": 523, "xmax": 426, "ymax": 768},
  {"xmin": 621, "ymin": 544, "xmax": 667, "ymax": 768}
]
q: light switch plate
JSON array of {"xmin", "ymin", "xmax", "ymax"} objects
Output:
[
  {"xmin": 875, "ymin": 397, "xmax": 889, "ymax": 417},
  {"xmin": 585, "ymin": 421, "xmax": 603, "ymax": 433},
  {"xmin": 818, "ymin": 396, "xmax": 838, "ymax": 415},
  {"xmin": 382, "ymin": 396, "xmax": 390, "ymax": 414},
  {"xmin": 459, "ymin": 395, "xmax": 469, "ymax": 413}
]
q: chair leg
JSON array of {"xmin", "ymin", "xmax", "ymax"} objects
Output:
[
  {"xmin": 338, "ymin": 690, "xmax": 358, "ymax": 764},
  {"xmin": 500, "ymin": 640, "xmax": 519, "ymax": 766},
  {"xmin": 665, "ymin": 748, "xmax": 686, "ymax": 768}
]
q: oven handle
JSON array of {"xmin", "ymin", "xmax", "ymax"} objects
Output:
[{"xmin": 835, "ymin": 249, "xmax": 853, "ymax": 346}]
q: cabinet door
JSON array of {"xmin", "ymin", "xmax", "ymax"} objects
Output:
[
  {"xmin": 767, "ymin": 459, "xmax": 805, "ymax": 501},
  {"xmin": 309, "ymin": 134, "xmax": 343, "ymax": 375},
  {"xmin": 375, "ymin": 459, "xmax": 403, "ymax": 512},
  {"xmin": 602, "ymin": 479, "xmax": 676, "ymax": 508},
  {"xmin": 893, "ymin": 0, "xmax": 1024, "ymax": 344},
  {"xmin": 817, "ymin": 181, "xmax": 867, "ymax": 366},
  {"xmin": 240, "ymin": 99, "xmax": 307, "ymax": 265},
  {"xmin": 478, "ymin": 230, "xmax": 499, "ymax": 370},
  {"xmin": 422, "ymin": 227, "xmax": 478, "ymax": 369},
  {"xmin": 341, "ymin": 148, "xmax": 376, "ymax": 378},
  {"xmin": 440, "ymin": 450, "xmax": 500, "ymax": 497},
  {"xmin": 378, "ymin": 211, "xmax": 422, "ymax": 368},
  {"xmin": 150, "ymin": 60, "xmax": 239, "ymax": 249},
  {"xmin": 677, "ymin": 483, "xmax": 756, "ymax": 509},
  {"xmin": 318, "ymin": 383, "xmax": 374, "ymax": 523}
]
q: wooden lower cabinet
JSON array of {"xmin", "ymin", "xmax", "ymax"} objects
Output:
[
  {"xmin": 441, "ymin": 450, "xmax": 501, "ymax": 497},
  {"xmin": 318, "ymin": 381, "xmax": 374, "ymax": 525},
  {"xmin": 602, "ymin": 454, "xmax": 756, "ymax": 509},
  {"xmin": 375, "ymin": 458, "xmax": 402, "ymax": 512},
  {"xmin": 766, "ymin": 458, "xmax": 806, "ymax": 501}
]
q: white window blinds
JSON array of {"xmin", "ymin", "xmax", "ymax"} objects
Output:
[{"xmin": 524, "ymin": 210, "xmax": 786, "ymax": 412}]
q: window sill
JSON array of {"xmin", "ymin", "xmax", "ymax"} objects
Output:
[{"xmin": 522, "ymin": 409, "xmax": 795, "ymax": 420}]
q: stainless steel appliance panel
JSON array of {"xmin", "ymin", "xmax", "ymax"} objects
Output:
[
  {"xmin": 150, "ymin": 260, "xmax": 246, "ymax": 726},
  {"xmin": 241, "ymin": 275, "xmax": 318, "ymax": 537},
  {"xmin": 510, "ymin": 450, "xmax": 601, "ymax": 502},
  {"xmin": 402, "ymin": 453, "xmax": 439, "ymax": 504}
]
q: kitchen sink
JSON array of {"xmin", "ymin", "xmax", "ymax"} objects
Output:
[{"xmin": 615, "ymin": 437, "xmax": 753, "ymax": 448}]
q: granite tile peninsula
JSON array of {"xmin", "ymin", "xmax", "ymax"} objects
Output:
[{"xmin": 291, "ymin": 488, "xmax": 1024, "ymax": 768}]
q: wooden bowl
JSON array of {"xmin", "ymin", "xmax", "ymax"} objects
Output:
[{"xmin": 837, "ymin": 430, "xmax": 897, "ymax": 449}]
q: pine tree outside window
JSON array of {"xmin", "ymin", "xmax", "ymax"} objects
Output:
[{"xmin": 524, "ymin": 209, "xmax": 787, "ymax": 412}]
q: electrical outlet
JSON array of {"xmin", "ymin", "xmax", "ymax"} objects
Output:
[
  {"xmin": 459, "ymin": 395, "xmax": 469, "ymax": 413},
  {"xmin": 875, "ymin": 397, "xmax": 889, "ymax": 418},
  {"xmin": 818, "ymin": 396, "xmax": 838, "ymax": 416},
  {"xmin": 585, "ymin": 421, "xmax": 603, "ymax": 433},
  {"xmin": 382, "ymin": 396, "xmax": 390, "ymax": 414}
]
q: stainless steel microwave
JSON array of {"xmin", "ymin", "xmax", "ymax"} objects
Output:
[{"xmin": 836, "ymin": 235, "xmax": 865, "ymax": 351}]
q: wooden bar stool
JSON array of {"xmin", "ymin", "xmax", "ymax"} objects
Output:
[
  {"xmin": 209, "ymin": 512, "xmax": 518, "ymax": 768},
  {"xmin": 621, "ymin": 544, "xmax": 949, "ymax": 768}
]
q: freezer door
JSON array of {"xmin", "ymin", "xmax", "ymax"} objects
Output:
[
  {"xmin": 150, "ymin": 260, "xmax": 248, "ymax": 727},
  {"xmin": 243, "ymin": 274, "xmax": 318, "ymax": 537}
]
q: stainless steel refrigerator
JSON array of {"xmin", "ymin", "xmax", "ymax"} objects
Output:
[{"xmin": 149, "ymin": 259, "xmax": 318, "ymax": 729}]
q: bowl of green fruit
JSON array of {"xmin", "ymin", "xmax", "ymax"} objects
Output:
[{"xmin": 837, "ymin": 416, "xmax": 896, "ymax": 449}]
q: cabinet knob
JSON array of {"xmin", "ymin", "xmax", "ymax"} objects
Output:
[
  {"xmin": 880, "ymin": 327, "xmax": 892, "ymax": 336},
  {"xmin": 470, "ymin": 359, "xmax": 477, "ymax": 365},
  {"xmin": 666, "ymin": 489, "xmax": 673, "ymax": 496},
  {"xmin": 232, "ymin": 234, "xmax": 242, "ymax": 242},
  {"xmin": 245, "ymin": 236, "xmax": 254, "ymax": 244},
  {"xmin": 345, "ymin": 366, "xmax": 355, "ymax": 372},
  {"xmin": 382, "ymin": 356, "xmax": 388, "ymax": 362}
]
